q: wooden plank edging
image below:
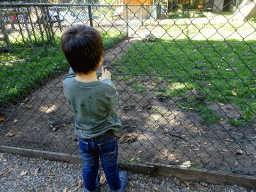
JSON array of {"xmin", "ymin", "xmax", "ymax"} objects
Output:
[{"xmin": 0, "ymin": 146, "xmax": 255, "ymax": 189}]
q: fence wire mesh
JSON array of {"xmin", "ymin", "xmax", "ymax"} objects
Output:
[{"xmin": 0, "ymin": 0, "xmax": 256, "ymax": 177}]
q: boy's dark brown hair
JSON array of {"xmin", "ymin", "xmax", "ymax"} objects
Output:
[{"xmin": 61, "ymin": 24, "xmax": 103, "ymax": 74}]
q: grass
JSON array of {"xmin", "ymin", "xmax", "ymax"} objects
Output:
[
  {"xmin": 0, "ymin": 29, "xmax": 127, "ymax": 104},
  {"xmin": 167, "ymin": 11, "xmax": 206, "ymax": 19},
  {"xmin": 132, "ymin": 84, "xmax": 147, "ymax": 93},
  {"xmin": 113, "ymin": 16, "xmax": 256, "ymax": 125},
  {"xmin": 191, "ymin": 162, "xmax": 203, "ymax": 169}
]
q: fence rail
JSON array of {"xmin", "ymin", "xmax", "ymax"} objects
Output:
[{"xmin": 0, "ymin": 1, "xmax": 256, "ymax": 180}]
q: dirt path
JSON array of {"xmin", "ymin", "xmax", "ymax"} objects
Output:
[{"xmin": 1, "ymin": 31, "xmax": 256, "ymax": 177}]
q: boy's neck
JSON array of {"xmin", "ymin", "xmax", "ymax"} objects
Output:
[{"xmin": 75, "ymin": 71, "xmax": 98, "ymax": 82}]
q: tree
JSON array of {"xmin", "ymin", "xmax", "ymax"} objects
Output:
[{"xmin": 233, "ymin": 0, "xmax": 256, "ymax": 21}]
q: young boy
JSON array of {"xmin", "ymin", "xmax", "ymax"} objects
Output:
[{"xmin": 61, "ymin": 24, "xmax": 128, "ymax": 192}]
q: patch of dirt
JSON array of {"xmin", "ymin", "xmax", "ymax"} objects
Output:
[{"xmin": 1, "ymin": 31, "xmax": 256, "ymax": 177}]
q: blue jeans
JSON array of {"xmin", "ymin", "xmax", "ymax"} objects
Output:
[{"xmin": 79, "ymin": 132, "xmax": 121, "ymax": 191}]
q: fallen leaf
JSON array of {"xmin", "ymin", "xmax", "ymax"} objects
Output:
[
  {"xmin": 57, "ymin": 179, "xmax": 60, "ymax": 187},
  {"xmin": 201, "ymin": 182, "xmax": 208, "ymax": 187},
  {"xmin": 0, "ymin": 117, "xmax": 5, "ymax": 121},
  {"xmin": 180, "ymin": 161, "xmax": 191, "ymax": 168},
  {"xmin": 74, "ymin": 179, "xmax": 83, "ymax": 190},
  {"xmin": 222, "ymin": 149, "xmax": 227, "ymax": 152},
  {"xmin": 27, "ymin": 105, "xmax": 32, "ymax": 109},
  {"xmin": 36, "ymin": 185, "xmax": 44, "ymax": 188},
  {"xmin": 34, "ymin": 168, "xmax": 40, "ymax": 175},
  {"xmin": 129, "ymin": 181, "xmax": 135, "ymax": 187},
  {"xmin": 0, "ymin": 168, "xmax": 13, "ymax": 176},
  {"xmin": 152, "ymin": 82, "xmax": 157, "ymax": 86},
  {"xmin": 152, "ymin": 186, "xmax": 158, "ymax": 190},
  {"xmin": 20, "ymin": 171, "xmax": 28, "ymax": 176},
  {"xmin": 52, "ymin": 127, "xmax": 57, "ymax": 132},
  {"xmin": 231, "ymin": 90, "xmax": 237, "ymax": 96},
  {"xmin": 100, "ymin": 173, "xmax": 106, "ymax": 185},
  {"xmin": 46, "ymin": 173, "xmax": 55, "ymax": 178},
  {"xmin": 198, "ymin": 187, "xmax": 207, "ymax": 192},
  {"xmin": 142, "ymin": 102, "xmax": 152, "ymax": 110},
  {"xmin": 27, "ymin": 187, "xmax": 33, "ymax": 191},
  {"xmin": 225, "ymin": 138, "xmax": 233, "ymax": 142},
  {"xmin": 235, "ymin": 149, "xmax": 243, "ymax": 155},
  {"xmin": 5, "ymin": 130, "xmax": 14, "ymax": 137},
  {"xmin": 188, "ymin": 183, "xmax": 196, "ymax": 190}
]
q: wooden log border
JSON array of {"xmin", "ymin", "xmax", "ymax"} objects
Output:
[{"xmin": 0, "ymin": 145, "xmax": 255, "ymax": 189}]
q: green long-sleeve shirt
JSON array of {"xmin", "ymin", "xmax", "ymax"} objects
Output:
[{"xmin": 63, "ymin": 68, "xmax": 121, "ymax": 139}]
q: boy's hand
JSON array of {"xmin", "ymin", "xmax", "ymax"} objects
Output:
[{"xmin": 99, "ymin": 67, "xmax": 111, "ymax": 81}]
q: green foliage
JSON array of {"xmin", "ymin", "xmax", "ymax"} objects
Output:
[
  {"xmin": 99, "ymin": 0, "xmax": 116, "ymax": 4},
  {"xmin": 132, "ymin": 84, "xmax": 147, "ymax": 93},
  {"xmin": 0, "ymin": 41, "xmax": 67, "ymax": 103},
  {"xmin": 114, "ymin": 36, "xmax": 256, "ymax": 125},
  {"xmin": 101, "ymin": 30, "xmax": 127, "ymax": 49},
  {"xmin": 249, "ymin": 17, "xmax": 256, "ymax": 23},
  {"xmin": 167, "ymin": 11, "xmax": 206, "ymax": 19},
  {"xmin": 191, "ymin": 162, "xmax": 203, "ymax": 169},
  {"xmin": 0, "ymin": 30, "xmax": 126, "ymax": 104},
  {"xmin": 228, "ymin": 118, "xmax": 245, "ymax": 127},
  {"xmin": 167, "ymin": 13, "xmax": 180, "ymax": 19}
]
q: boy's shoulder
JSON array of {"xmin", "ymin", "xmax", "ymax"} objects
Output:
[{"xmin": 63, "ymin": 78, "xmax": 115, "ymax": 91}]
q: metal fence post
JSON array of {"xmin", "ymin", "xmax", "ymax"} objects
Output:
[
  {"xmin": 125, "ymin": 4, "xmax": 128, "ymax": 36},
  {"xmin": 34, "ymin": 6, "xmax": 43, "ymax": 43},
  {"xmin": 141, "ymin": 4, "xmax": 144, "ymax": 27},
  {"xmin": 24, "ymin": 8, "xmax": 34, "ymax": 48},
  {"xmin": 56, "ymin": 7, "xmax": 62, "ymax": 32},
  {"xmin": 88, "ymin": 4, "xmax": 93, "ymax": 27},
  {"xmin": 0, "ymin": 11, "xmax": 12, "ymax": 51}
]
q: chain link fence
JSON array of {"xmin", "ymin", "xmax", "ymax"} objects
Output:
[{"xmin": 0, "ymin": 0, "xmax": 256, "ymax": 177}]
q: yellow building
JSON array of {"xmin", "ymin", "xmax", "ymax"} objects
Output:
[
  {"xmin": 122, "ymin": 0, "xmax": 153, "ymax": 5},
  {"xmin": 115, "ymin": 0, "xmax": 154, "ymax": 20}
]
